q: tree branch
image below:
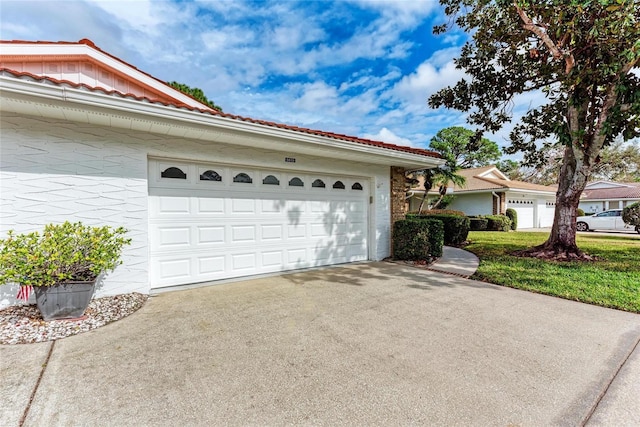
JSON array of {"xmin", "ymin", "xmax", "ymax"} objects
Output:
[{"xmin": 514, "ymin": 3, "xmax": 575, "ymax": 74}]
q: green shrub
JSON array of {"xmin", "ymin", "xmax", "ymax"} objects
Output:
[
  {"xmin": 577, "ymin": 208, "xmax": 585, "ymax": 217},
  {"xmin": 622, "ymin": 202, "xmax": 640, "ymax": 226},
  {"xmin": 0, "ymin": 222, "xmax": 131, "ymax": 287},
  {"xmin": 485, "ymin": 215, "xmax": 512, "ymax": 232},
  {"xmin": 469, "ymin": 217, "xmax": 489, "ymax": 231},
  {"xmin": 423, "ymin": 219, "xmax": 444, "ymax": 258},
  {"xmin": 505, "ymin": 208, "xmax": 518, "ymax": 230},
  {"xmin": 393, "ymin": 220, "xmax": 431, "ymax": 260},
  {"xmin": 409, "ymin": 214, "xmax": 470, "ymax": 246},
  {"xmin": 408, "ymin": 209, "xmax": 465, "ymax": 217}
]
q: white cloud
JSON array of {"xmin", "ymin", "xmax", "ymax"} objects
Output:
[
  {"xmin": 394, "ymin": 59, "xmax": 466, "ymax": 104},
  {"xmin": 362, "ymin": 127, "xmax": 414, "ymax": 146}
]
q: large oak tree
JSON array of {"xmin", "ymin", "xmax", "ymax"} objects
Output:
[{"xmin": 429, "ymin": 0, "xmax": 640, "ymax": 259}]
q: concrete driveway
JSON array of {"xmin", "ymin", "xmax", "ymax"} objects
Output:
[{"xmin": 2, "ymin": 262, "xmax": 640, "ymax": 426}]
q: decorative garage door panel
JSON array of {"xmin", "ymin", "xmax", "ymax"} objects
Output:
[
  {"xmin": 148, "ymin": 160, "xmax": 369, "ymax": 288},
  {"xmin": 508, "ymin": 199, "xmax": 535, "ymax": 229}
]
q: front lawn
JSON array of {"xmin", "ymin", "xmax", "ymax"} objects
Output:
[{"xmin": 465, "ymin": 231, "xmax": 640, "ymax": 313}]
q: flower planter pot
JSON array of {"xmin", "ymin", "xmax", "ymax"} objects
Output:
[{"xmin": 34, "ymin": 280, "xmax": 97, "ymax": 321}]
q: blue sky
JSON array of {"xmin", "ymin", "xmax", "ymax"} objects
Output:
[{"xmin": 1, "ymin": 0, "xmax": 530, "ymax": 153}]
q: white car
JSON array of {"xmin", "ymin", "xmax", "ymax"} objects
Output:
[{"xmin": 576, "ymin": 209, "xmax": 640, "ymax": 233}]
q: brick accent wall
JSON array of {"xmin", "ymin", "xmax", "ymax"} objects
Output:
[
  {"xmin": 390, "ymin": 167, "xmax": 406, "ymax": 255},
  {"xmin": 390, "ymin": 167, "xmax": 407, "ymax": 224}
]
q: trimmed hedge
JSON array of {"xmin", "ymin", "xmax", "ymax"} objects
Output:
[
  {"xmin": 485, "ymin": 215, "xmax": 513, "ymax": 231},
  {"xmin": 505, "ymin": 208, "xmax": 518, "ymax": 230},
  {"xmin": 577, "ymin": 208, "xmax": 585, "ymax": 217},
  {"xmin": 408, "ymin": 213, "xmax": 470, "ymax": 246},
  {"xmin": 393, "ymin": 219, "xmax": 444, "ymax": 260},
  {"xmin": 469, "ymin": 217, "xmax": 489, "ymax": 231},
  {"xmin": 408, "ymin": 209, "xmax": 466, "ymax": 217}
]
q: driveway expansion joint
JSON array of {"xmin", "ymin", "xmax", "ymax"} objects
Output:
[
  {"xmin": 19, "ymin": 340, "xmax": 55, "ymax": 427},
  {"xmin": 581, "ymin": 334, "xmax": 640, "ymax": 426}
]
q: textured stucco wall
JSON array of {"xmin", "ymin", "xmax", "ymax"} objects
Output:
[{"xmin": 0, "ymin": 113, "xmax": 393, "ymax": 305}]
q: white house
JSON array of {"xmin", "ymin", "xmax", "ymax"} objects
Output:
[
  {"xmin": 408, "ymin": 166, "xmax": 558, "ymax": 229},
  {"xmin": 579, "ymin": 181, "xmax": 640, "ymax": 213},
  {"xmin": 0, "ymin": 39, "xmax": 443, "ymax": 306}
]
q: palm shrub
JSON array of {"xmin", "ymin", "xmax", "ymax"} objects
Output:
[{"xmin": 505, "ymin": 208, "xmax": 518, "ymax": 230}]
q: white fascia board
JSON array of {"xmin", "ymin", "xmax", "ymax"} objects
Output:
[
  {"xmin": 0, "ymin": 43, "xmax": 209, "ymax": 110},
  {"xmin": 505, "ymin": 189, "xmax": 556, "ymax": 197},
  {"xmin": 0, "ymin": 75, "xmax": 444, "ymax": 169}
]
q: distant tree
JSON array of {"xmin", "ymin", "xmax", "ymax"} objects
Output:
[
  {"xmin": 167, "ymin": 81, "xmax": 223, "ymax": 111},
  {"xmin": 496, "ymin": 159, "xmax": 527, "ymax": 181},
  {"xmin": 591, "ymin": 139, "xmax": 640, "ymax": 182},
  {"xmin": 430, "ymin": 0, "xmax": 640, "ymax": 260},
  {"xmin": 429, "ymin": 126, "xmax": 501, "ymax": 168},
  {"xmin": 501, "ymin": 139, "xmax": 640, "ymax": 185}
]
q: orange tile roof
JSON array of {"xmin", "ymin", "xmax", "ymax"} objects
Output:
[{"xmin": 0, "ymin": 39, "xmax": 441, "ymax": 160}]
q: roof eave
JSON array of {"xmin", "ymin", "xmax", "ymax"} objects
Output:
[{"xmin": 0, "ymin": 75, "xmax": 444, "ymax": 170}]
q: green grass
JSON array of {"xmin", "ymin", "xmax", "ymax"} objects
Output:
[{"xmin": 465, "ymin": 231, "xmax": 640, "ymax": 313}]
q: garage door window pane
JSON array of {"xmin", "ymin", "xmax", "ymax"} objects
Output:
[
  {"xmin": 352, "ymin": 182, "xmax": 363, "ymax": 190},
  {"xmin": 161, "ymin": 167, "xmax": 187, "ymax": 179},
  {"xmin": 233, "ymin": 173, "xmax": 253, "ymax": 183},
  {"xmin": 262, "ymin": 175, "xmax": 280, "ymax": 185},
  {"xmin": 332, "ymin": 181, "xmax": 345, "ymax": 189},
  {"xmin": 200, "ymin": 170, "xmax": 222, "ymax": 181},
  {"xmin": 312, "ymin": 179, "xmax": 325, "ymax": 188},
  {"xmin": 289, "ymin": 177, "xmax": 304, "ymax": 187}
]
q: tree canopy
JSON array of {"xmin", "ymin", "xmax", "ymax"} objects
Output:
[
  {"xmin": 429, "ymin": 126, "xmax": 501, "ymax": 169},
  {"xmin": 429, "ymin": 0, "xmax": 640, "ymax": 259},
  {"xmin": 167, "ymin": 81, "xmax": 223, "ymax": 112}
]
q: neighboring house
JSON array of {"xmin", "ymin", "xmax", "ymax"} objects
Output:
[
  {"xmin": 0, "ymin": 39, "xmax": 443, "ymax": 306},
  {"xmin": 579, "ymin": 181, "xmax": 640, "ymax": 213},
  {"xmin": 408, "ymin": 165, "xmax": 557, "ymax": 229}
]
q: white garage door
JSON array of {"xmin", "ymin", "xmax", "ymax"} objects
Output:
[
  {"xmin": 540, "ymin": 201, "xmax": 556, "ymax": 227},
  {"xmin": 508, "ymin": 199, "xmax": 535, "ymax": 229},
  {"xmin": 148, "ymin": 160, "xmax": 369, "ymax": 288}
]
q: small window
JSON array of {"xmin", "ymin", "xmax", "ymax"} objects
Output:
[
  {"xmin": 289, "ymin": 177, "xmax": 304, "ymax": 187},
  {"xmin": 200, "ymin": 170, "xmax": 222, "ymax": 181},
  {"xmin": 351, "ymin": 182, "xmax": 363, "ymax": 190},
  {"xmin": 233, "ymin": 173, "xmax": 253, "ymax": 183},
  {"xmin": 262, "ymin": 175, "xmax": 280, "ymax": 185},
  {"xmin": 312, "ymin": 179, "xmax": 326, "ymax": 188},
  {"xmin": 332, "ymin": 181, "xmax": 345, "ymax": 189},
  {"xmin": 161, "ymin": 167, "xmax": 187, "ymax": 179}
]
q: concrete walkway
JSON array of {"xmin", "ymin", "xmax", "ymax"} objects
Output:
[
  {"xmin": 429, "ymin": 246, "xmax": 479, "ymax": 277},
  {"xmin": 2, "ymin": 250, "xmax": 639, "ymax": 426}
]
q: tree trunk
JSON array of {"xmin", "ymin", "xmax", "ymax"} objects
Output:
[
  {"xmin": 417, "ymin": 192, "xmax": 428, "ymax": 214},
  {"xmin": 515, "ymin": 143, "xmax": 595, "ymax": 260}
]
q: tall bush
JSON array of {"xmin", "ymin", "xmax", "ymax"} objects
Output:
[
  {"xmin": 622, "ymin": 202, "xmax": 640, "ymax": 226},
  {"xmin": 505, "ymin": 208, "xmax": 518, "ymax": 230}
]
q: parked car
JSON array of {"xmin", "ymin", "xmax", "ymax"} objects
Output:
[{"xmin": 576, "ymin": 209, "xmax": 640, "ymax": 233}]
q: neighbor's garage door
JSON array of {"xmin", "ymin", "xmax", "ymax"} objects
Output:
[
  {"xmin": 148, "ymin": 159, "xmax": 369, "ymax": 288},
  {"xmin": 508, "ymin": 199, "xmax": 535, "ymax": 228}
]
